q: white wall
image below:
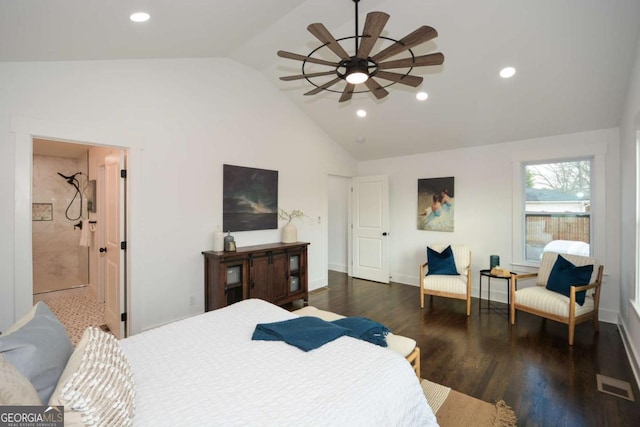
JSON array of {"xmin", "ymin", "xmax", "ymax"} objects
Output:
[
  {"xmin": 0, "ymin": 58, "xmax": 357, "ymax": 333},
  {"xmin": 357, "ymin": 128, "xmax": 621, "ymax": 323},
  {"xmin": 619, "ymin": 35, "xmax": 640, "ymax": 384}
]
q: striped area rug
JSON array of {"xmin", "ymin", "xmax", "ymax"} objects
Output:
[{"xmin": 421, "ymin": 379, "xmax": 517, "ymax": 427}]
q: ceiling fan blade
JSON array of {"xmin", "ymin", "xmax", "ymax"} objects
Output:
[
  {"xmin": 307, "ymin": 23, "xmax": 351, "ymax": 60},
  {"xmin": 356, "ymin": 12, "xmax": 390, "ymax": 60},
  {"xmin": 280, "ymin": 71, "xmax": 338, "ymax": 81},
  {"xmin": 374, "ymin": 71, "xmax": 423, "ymax": 87},
  {"xmin": 372, "ymin": 26, "xmax": 438, "ymax": 62},
  {"xmin": 339, "ymin": 83, "xmax": 356, "ymax": 102},
  {"xmin": 364, "ymin": 78, "xmax": 389, "ymax": 100},
  {"xmin": 277, "ymin": 50, "xmax": 339, "ymax": 67},
  {"xmin": 304, "ymin": 77, "xmax": 343, "ymax": 96},
  {"xmin": 377, "ymin": 53, "xmax": 444, "ymax": 70}
]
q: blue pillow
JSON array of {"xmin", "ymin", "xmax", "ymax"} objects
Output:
[
  {"xmin": 426, "ymin": 245, "xmax": 459, "ymax": 276},
  {"xmin": 546, "ymin": 255, "xmax": 594, "ymax": 305},
  {"xmin": 0, "ymin": 302, "xmax": 73, "ymax": 403}
]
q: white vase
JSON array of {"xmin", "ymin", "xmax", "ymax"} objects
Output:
[
  {"xmin": 213, "ymin": 228, "xmax": 224, "ymax": 251},
  {"xmin": 282, "ymin": 223, "xmax": 297, "ymax": 243}
]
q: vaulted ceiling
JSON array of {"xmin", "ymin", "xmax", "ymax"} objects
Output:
[{"xmin": 2, "ymin": 0, "xmax": 639, "ymax": 160}]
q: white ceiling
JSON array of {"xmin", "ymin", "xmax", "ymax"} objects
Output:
[{"xmin": 2, "ymin": 0, "xmax": 640, "ymax": 160}]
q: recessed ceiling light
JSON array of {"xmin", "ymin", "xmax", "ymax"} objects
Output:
[
  {"xmin": 416, "ymin": 92, "xmax": 429, "ymax": 101},
  {"xmin": 130, "ymin": 12, "xmax": 150, "ymax": 23},
  {"xmin": 500, "ymin": 67, "xmax": 516, "ymax": 78},
  {"xmin": 356, "ymin": 109, "xmax": 367, "ymax": 118}
]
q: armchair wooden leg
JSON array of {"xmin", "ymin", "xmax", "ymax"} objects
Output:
[
  {"xmin": 466, "ymin": 296, "xmax": 471, "ymax": 316},
  {"xmin": 568, "ymin": 322, "xmax": 575, "ymax": 346},
  {"xmin": 406, "ymin": 347, "xmax": 421, "ymax": 378},
  {"xmin": 510, "ymin": 303, "xmax": 515, "ymax": 325},
  {"xmin": 510, "ymin": 275, "xmax": 516, "ymax": 325}
]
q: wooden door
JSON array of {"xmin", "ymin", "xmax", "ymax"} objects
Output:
[
  {"xmin": 103, "ymin": 153, "xmax": 125, "ymax": 338},
  {"xmin": 352, "ymin": 175, "xmax": 390, "ymax": 283}
]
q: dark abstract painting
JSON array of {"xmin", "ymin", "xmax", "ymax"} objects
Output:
[{"xmin": 223, "ymin": 164, "xmax": 278, "ymax": 232}]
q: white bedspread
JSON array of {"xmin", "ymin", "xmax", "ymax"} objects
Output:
[{"xmin": 120, "ymin": 299, "xmax": 437, "ymax": 426}]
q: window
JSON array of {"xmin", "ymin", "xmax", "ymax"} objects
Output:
[{"xmin": 523, "ymin": 159, "xmax": 592, "ymax": 262}]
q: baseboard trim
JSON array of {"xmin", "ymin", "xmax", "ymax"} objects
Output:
[
  {"xmin": 328, "ymin": 263, "xmax": 348, "ymax": 273},
  {"xmin": 309, "ymin": 277, "xmax": 327, "ymax": 292},
  {"xmin": 618, "ymin": 313, "xmax": 640, "ymax": 392}
]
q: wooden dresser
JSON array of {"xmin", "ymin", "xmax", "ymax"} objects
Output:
[{"xmin": 202, "ymin": 242, "xmax": 309, "ymax": 311}]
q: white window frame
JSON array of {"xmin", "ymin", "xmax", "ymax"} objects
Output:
[
  {"xmin": 522, "ymin": 157, "xmax": 593, "ymax": 262},
  {"xmin": 512, "ymin": 143, "xmax": 607, "ymax": 269}
]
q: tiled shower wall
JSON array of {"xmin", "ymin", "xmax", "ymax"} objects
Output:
[{"xmin": 32, "ymin": 154, "xmax": 89, "ymax": 293}]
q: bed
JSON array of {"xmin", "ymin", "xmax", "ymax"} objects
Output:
[{"xmin": 1, "ymin": 298, "xmax": 437, "ymax": 426}]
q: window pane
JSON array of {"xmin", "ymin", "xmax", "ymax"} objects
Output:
[{"xmin": 524, "ymin": 160, "xmax": 591, "ymax": 261}]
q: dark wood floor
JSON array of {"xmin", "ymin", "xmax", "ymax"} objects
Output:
[{"xmin": 293, "ymin": 271, "xmax": 640, "ymax": 427}]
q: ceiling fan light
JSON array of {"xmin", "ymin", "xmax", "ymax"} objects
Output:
[{"xmin": 346, "ymin": 71, "xmax": 369, "ymax": 84}]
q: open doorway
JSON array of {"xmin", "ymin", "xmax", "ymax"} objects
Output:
[
  {"xmin": 31, "ymin": 138, "xmax": 127, "ymax": 343},
  {"xmin": 327, "ymin": 175, "xmax": 351, "ymax": 275}
]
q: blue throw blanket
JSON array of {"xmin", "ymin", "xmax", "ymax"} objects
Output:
[
  {"xmin": 252, "ymin": 316, "xmax": 390, "ymax": 352},
  {"xmin": 332, "ymin": 317, "xmax": 390, "ymax": 348}
]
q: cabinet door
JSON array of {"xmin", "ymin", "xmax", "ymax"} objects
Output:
[
  {"xmin": 288, "ymin": 252, "xmax": 302, "ymax": 294},
  {"xmin": 223, "ymin": 262, "xmax": 246, "ymax": 306},
  {"xmin": 271, "ymin": 251, "xmax": 288, "ymax": 302},
  {"xmin": 249, "ymin": 253, "xmax": 272, "ymax": 301},
  {"xmin": 287, "ymin": 249, "xmax": 307, "ymax": 298}
]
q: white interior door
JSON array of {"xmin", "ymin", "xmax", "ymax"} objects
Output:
[
  {"xmin": 352, "ymin": 175, "xmax": 389, "ymax": 283},
  {"xmin": 102, "ymin": 153, "xmax": 125, "ymax": 338}
]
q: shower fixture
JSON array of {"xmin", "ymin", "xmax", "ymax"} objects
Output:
[
  {"xmin": 57, "ymin": 172, "xmax": 79, "ymax": 184},
  {"xmin": 58, "ymin": 171, "xmax": 86, "ymax": 221}
]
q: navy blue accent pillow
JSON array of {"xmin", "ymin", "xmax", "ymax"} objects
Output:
[
  {"xmin": 426, "ymin": 245, "xmax": 459, "ymax": 276},
  {"xmin": 546, "ymin": 255, "xmax": 594, "ymax": 305}
]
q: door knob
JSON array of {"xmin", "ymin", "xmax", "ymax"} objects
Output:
[
  {"xmin": 99, "ymin": 247, "xmax": 107, "ymax": 253},
  {"xmin": 382, "ymin": 232, "xmax": 388, "ymax": 236}
]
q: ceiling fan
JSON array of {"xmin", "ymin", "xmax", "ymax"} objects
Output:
[{"xmin": 277, "ymin": 0, "xmax": 444, "ymax": 102}]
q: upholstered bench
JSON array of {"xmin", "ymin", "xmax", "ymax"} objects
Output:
[{"xmin": 292, "ymin": 306, "xmax": 420, "ymax": 377}]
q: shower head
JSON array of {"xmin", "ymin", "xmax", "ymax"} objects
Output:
[{"xmin": 57, "ymin": 172, "xmax": 79, "ymax": 184}]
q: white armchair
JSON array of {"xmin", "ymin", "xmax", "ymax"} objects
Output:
[
  {"xmin": 510, "ymin": 251, "xmax": 604, "ymax": 345},
  {"xmin": 420, "ymin": 244, "xmax": 472, "ymax": 316}
]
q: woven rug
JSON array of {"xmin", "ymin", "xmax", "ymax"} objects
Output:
[{"xmin": 421, "ymin": 379, "xmax": 517, "ymax": 427}]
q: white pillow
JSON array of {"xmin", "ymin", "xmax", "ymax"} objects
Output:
[
  {"xmin": 0, "ymin": 358, "xmax": 42, "ymax": 405},
  {"xmin": 0, "ymin": 302, "xmax": 73, "ymax": 403},
  {"xmin": 49, "ymin": 327, "xmax": 135, "ymax": 427}
]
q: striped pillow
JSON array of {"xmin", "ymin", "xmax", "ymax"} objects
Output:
[{"xmin": 49, "ymin": 327, "xmax": 135, "ymax": 427}]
